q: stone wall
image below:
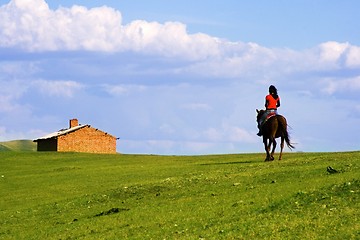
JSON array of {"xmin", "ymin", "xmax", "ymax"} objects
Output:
[{"xmin": 57, "ymin": 126, "xmax": 117, "ymax": 154}]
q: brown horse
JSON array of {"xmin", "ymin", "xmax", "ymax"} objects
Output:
[{"xmin": 256, "ymin": 109, "xmax": 295, "ymax": 161}]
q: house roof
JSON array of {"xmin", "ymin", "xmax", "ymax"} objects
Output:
[{"xmin": 33, "ymin": 124, "xmax": 89, "ymax": 141}]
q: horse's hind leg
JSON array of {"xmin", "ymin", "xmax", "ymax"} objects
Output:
[
  {"xmin": 270, "ymin": 139, "xmax": 276, "ymax": 160},
  {"xmin": 279, "ymin": 137, "xmax": 284, "ymax": 160},
  {"xmin": 264, "ymin": 138, "xmax": 271, "ymax": 161}
]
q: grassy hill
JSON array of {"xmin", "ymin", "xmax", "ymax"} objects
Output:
[
  {"xmin": 0, "ymin": 151, "xmax": 359, "ymax": 239},
  {"xmin": 0, "ymin": 139, "xmax": 36, "ymax": 152}
]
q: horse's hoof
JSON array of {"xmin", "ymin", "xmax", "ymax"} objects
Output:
[{"xmin": 270, "ymin": 156, "xmax": 275, "ymax": 160}]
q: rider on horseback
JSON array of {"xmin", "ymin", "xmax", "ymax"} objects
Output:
[{"xmin": 257, "ymin": 85, "xmax": 281, "ymax": 136}]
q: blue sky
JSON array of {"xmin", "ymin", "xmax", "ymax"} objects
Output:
[{"xmin": 0, "ymin": 0, "xmax": 359, "ymax": 154}]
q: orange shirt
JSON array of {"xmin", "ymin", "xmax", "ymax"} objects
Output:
[{"xmin": 265, "ymin": 94, "xmax": 280, "ymax": 110}]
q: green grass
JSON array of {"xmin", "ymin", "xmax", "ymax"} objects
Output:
[
  {"xmin": 0, "ymin": 151, "xmax": 359, "ymax": 239},
  {"xmin": 0, "ymin": 140, "xmax": 36, "ymax": 152}
]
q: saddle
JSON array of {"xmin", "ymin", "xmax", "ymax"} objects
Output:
[
  {"xmin": 259, "ymin": 111, "xmax": 277, "ymax": 126},
  {"xmin": 265, "ymin": 112, "xmax": 276, "ymax": 121}
]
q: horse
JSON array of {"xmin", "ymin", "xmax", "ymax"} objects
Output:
[{"xmin": 256, "ymin": 109, "xmax": 295, "ymax": 161}]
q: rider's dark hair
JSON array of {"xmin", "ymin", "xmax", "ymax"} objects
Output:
[{"xmin": 269, "ymin": 85, "xmax": 278, "ymax": 99}]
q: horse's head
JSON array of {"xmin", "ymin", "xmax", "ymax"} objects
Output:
[{"xmin": 256, "ymin": 109, "xmax": 265, "ymax": 123}]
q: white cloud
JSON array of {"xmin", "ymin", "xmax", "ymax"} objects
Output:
[
  {"xmin": 0, "ymin": 95, "xmax": 22, "ymax": 113},
  {"xmin": 322, "ymin": 76, "xmax": 360, "ymax": 95},
  {"xmin": 313, "ymin": 41, "xmax": 360, "ymax": 69},
  {"xmin": 1, "ymin": 0, "xmax": 360, "ymax": 76},
  {"xmin": 227, "ymin": 126, "xmax": 256, "ymax": 142},
  {"xmin": 0, "ymin": 61, "xmax": 41, "ymax": 78},
  {"xmin": 318, "ymin": 41, "xmax": 349, "ymax": 63},
  {"xmin": 123, "ymin": 20, "xmax": 221, "ymax": 60},
  {"xmin": 204, "ymin": 127, "xmax": 222, "ymax": 141},
  {"xmin": 102, "ymin": 84, "xmax": 147, "ymax": 96},
  {"xmin": 181, "ymin": 103, "xmax": 212, "ymax": 111},
  {"xmin": 0, "ymin": 0, "xmax": 123, "ymax": 51},
  {"xmin": 32, "ymin": 79, "xmax": 83, "ymax": 97},
  {"xmin": 0, "ymin": 126, "xmax": 41, "ymax": 141},
  {"xmin": 0, "ymin": 79, "xmax": 29, "ymax": 113},
  {"xmin": 184, "ymin": 40, "xmax": 359, "ymax": 79},
  {"xmin": 203, "ymin": 124, "xmax": 257, "ymax": 144},
  {"xmin": 0, "ymin": 0, "xmax": 220, "ymax": 60},
  {"xmin": 346, "ymin": 45, "xmax": 360, "ymax": 68}
]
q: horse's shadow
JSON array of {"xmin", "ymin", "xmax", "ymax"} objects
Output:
[{"xmin": 200, "ymin": 161, "xmax": 252, "ymax": 166}]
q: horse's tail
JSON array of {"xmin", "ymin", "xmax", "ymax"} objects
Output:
[{"xmin": 277, "ymin": 115, "xmax": 295, "ymax": 150}]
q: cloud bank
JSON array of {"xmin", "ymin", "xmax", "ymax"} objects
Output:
[{"xmin": 1, "ymin": 0, "xmax": 359, "ymax": 69}]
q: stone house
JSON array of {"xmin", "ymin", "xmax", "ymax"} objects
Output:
[{"xmin": 34, "ymin": 119, "xmax": 118, "ymax": 154}]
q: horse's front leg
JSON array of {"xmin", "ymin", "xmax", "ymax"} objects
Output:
[{"xmin": 279, "ymin": 137, "xmax": 285, "ymax": 160}]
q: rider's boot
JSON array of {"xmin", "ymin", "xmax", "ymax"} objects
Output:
[{"xmin": 257, "ymin": 125, "xmax": 262, "ymax": 136}]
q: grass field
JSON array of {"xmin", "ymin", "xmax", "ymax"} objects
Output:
[{"xmin": 0, "ymin": 151, "xmax": 359, "ymax": 239}]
